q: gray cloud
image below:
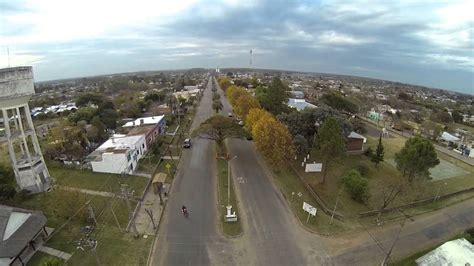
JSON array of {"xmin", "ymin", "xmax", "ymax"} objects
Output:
[{"xmin": 2, "ymin": 0, "xmax": 472, "ymax": 94}]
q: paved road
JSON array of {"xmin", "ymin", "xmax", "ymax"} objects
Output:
[
  {"xmin": 216, "ymin": 80, "xmax": 330, "ymax": 265},
  {"xmin": 151, "ymin": 77, "xmax": 231, "ymax": 265}
]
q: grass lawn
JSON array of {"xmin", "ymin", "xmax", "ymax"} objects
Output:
[
  {"xmin": 17, "ymin": 189, "xmax": 151, "ymax": 266},
  {"xmin": 271, "ymin": 165, "xmax": 349, "ymax": 234},
  {"xmin": 136, "ymin": 155, "xmax": 161, "ymax": 175},
  {"xmin": 392, "ymin": 231, "xmax": 474, "ymax": 266},
  {"xmin": 290, "ymin": 132, "xmax": 474, "ymax": 222},
  {"xmin": 27, "ymin": 252, "xmax": 64, "ymax": 266},
  {"xmin": 217, "ymin": 158, "xmax": 242, "ymax": 236},
  {"xmin": 49, "ymin": 165, "xmax": 149, "ymax": 194}
]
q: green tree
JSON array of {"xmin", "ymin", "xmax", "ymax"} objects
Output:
[
  {"xmin": 395, "ymin": 136, "xmax": 440, "ymax": 182},
  {"xmin": 321, "ymin": 92, "xmax": 358, "ymax": 113},
  {"xmin": 255, "ymin": 77, "xmax": 289, "ymax": 115},
  {"xmin": 68, "ymin": 107, "xmax": 97, "ymax": 123},
  {"xmin": 91, "ymin": 116, "xmax": 107, "ymax": 141},
  {"xmin": 212, "ymin": 99, "xmax": 223, "ymax": 113},
  {"xmin": 452, "ymin": 110, "xmax": 463, "ymax": 123},
  {"xmin": 218, "ymin": 77, "xmax": 231, "ymax": 91},
  {"xmin": 293, "ymin": 134, "xmax": 309, "ymax": 155},
  {"xmin": 342, "ymin": 170, "xmax": 369, "ymax": 203},
  {"xmin": 75, "ymin": 93, "xmax": 104, "ymax": 107},
  {"xmin": 371, "ymin": 134, "xmax": 384, "ymax": 167},
  {"xmin": 0, "ymin": 164, "xmax": 16, "ymax": 201},
  {"xmin": 317, "ymin": 117, "xmax": 345, "ymax": 184},
  {"xmin": 192, "ymin": 115, "xmax": 245, "ymax": 153}
]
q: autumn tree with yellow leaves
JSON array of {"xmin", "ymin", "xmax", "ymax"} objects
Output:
[
  {"xmin": 233, "ymin": 93, "xmax": 260, "ymax": 119},
  {"xmin": 252, "ymin": 114, "xmax": 294, "ymax": 166}
]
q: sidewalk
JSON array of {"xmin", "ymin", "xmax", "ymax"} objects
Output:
[
  {"xmin": 37, "ymin": 246, "xmax": 72, "ymax": 260},
  {"xmin": 57, "ymin": 185, "xmax": 114, "ymax": 197},
  {"xmin": 134, "ymin": 183, "xmax": 170, "ymax": 235}
]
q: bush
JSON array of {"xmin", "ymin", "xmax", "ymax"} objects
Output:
[
  {"xmin": 342, "ymin": 170, "xmax": 369, "ymax": 203},
  {"xmin": 356, "ymin": 164, "xmax": 369, "ymax": 176}
]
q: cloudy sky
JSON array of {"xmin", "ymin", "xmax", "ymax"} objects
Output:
[{"xmin": 1, "ymin": 0, "xmax": 473, "ymax": 94}]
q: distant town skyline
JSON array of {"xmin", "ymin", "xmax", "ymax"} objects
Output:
[{"xmin": 1, "ymin": 0, "xmax": 473, "ymax": 95}]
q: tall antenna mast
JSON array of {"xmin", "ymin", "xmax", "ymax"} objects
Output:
[
  {"xmin": 7, "ymin": 47, "xmax": 10, "ymax": 67},
  {"xmin": 249, "ymin": 49, "xmax": 252, "ymax": 66}
]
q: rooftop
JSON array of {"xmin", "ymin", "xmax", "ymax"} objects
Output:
[
  {"xmin": 123, "ymin": 115, "xmax": 165, "ymax": 128},
  {"xmin": 287, "ymin": 98, "xmax": 317, "ymax": 111}
]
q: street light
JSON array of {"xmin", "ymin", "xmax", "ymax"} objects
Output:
[
  {"xmin": 434, "ymin": 182, "xmax": 448, "ymax": 202},
  {"xmin": 228, "ymin": 156, "xmax": 237, "ymax": 205}
]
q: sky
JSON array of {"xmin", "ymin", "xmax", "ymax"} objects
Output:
[{"xmin": 0, "ymin": 0, "xmax": 473, "ymax": 94}]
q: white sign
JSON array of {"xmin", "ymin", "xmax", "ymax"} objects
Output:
[
  {"xmin": 302, "ymin": 202, "xmax": 317, "ymax": 216},
  {"xmin": 305, "ymin": 163, "xmax": 322, "ymax": 173}
]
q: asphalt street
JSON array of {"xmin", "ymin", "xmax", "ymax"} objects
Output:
[{"xmin": 151, "ymin": 78, "xmax": 231, "ymax": 265}]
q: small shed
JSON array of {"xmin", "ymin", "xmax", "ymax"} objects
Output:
[
  {"xmin": 152, "ymin": 173, "xmax": 166, "ymax": 195},
  {"xmin": 347, "ymin": 131, "xmax": 366, "ymax": 153}
]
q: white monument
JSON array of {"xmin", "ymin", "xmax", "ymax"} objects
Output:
[{"xmin": 0, "ymin": 66, "xmax": 51, "ymax": 193}]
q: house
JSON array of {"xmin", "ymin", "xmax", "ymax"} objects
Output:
[
  {"xmin": 347, "ymin": 131, "xmax": 366, "ymax": 153},
  {"xmin": 88, "ymin": 134, "xmax": 146, "ymax": 174},
  {"xmin": 439, "ymin": 131, "xmax": 460, "ymax": 147},
  {"xmin": 122, "ymin": 115, "xmax": 166, "ymax": 147},
  {"xmin": 183, "ymin": 85, "xmax": 199, "ymax": 91},
  {"xmin": 173, "ymin": 89, "xmax": 200, "ymax": 100},
  {"xmin": 0, "ymin": 205, "xmax": 48, "ymax": 266},
  {"xmin": 287, "ymin": 98, "xmax": 317, "ymax": 111},
  {"xmin": 289, "ymin": 91, "xmax": 305, "ymax": 99},
  {"xmin": 415, "ymin": 238, "xmax": 474, "ymax": 265}
]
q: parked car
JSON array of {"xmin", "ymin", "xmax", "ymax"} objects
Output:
[
  {"xmin": 238, "ymin": 120, "xmax": 244, "ymax": 126},
  {"xmin": 183, "ymin": 139, "xmax": 192, "ymax": 148}
]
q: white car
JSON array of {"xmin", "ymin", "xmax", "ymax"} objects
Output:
[{"xmin": 228, "ymin": 112, "xmax": 233, "ymax": 117}]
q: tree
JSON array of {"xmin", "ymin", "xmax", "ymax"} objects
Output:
[
  {"xmin": 212, "ymin": 99, "xmax": 223, "ymax": 113},
  {"xmin": 371, "ymin": 134, "xmax": 384, "ymax": 167},
  {"xmin": 321, "ymin": 92, "xmax": 358, "ymax": 113},
  {"xmin": 212, "ymin": 92, "xmax": 221, "ymax": 101},
  {"xmin": 317, "ymin": 117, "xmax": 346, "ymax": 184},
  {"xmin": 218, "ymin": 77, "xmax": 231, "ymax": 91},
  {"xmin": 90, "ymin": 116, "xmax": 107, "ymax": 142},
  {"xmin": 452, "ymin": 110, "xmax": 463, "ymax": 123},
  {"xmin": 192, "ymin": 115, "xmax": 245, "ymax": 153},
  {"xmin": 233, "ymin": 93, "xmax": 260, "ymax": 119},
  {"xmin": 252, "ymin": 115, "xmax": 294, "ymax": 166},
  {"xmin": 226, "ymin": 86, "xmax": 247, "ymax": 107},
  {"xmin": 255, "ymin": 77, "xmax": 289, "ymax": 115},
  {"xmin": 431, "ymin": 110, "xmax": 453, "ymax": 124},
  {"xmin": 421, "ymin": 120, "xmax": 442, "ymax": 140},
  {"xmin": 245, "ymin": 108, "xmax": 273, "ymax": 132},
  {"xmin": 99, "ymin": 108, "xmax": 119, "ymax": 129},
  {"xmin": 75, "ymin": 93, "xmax": 104, "ymax": 107},
  {"xmin": 0, "ymin": 164, "xmax": 16, "ymax": 201},
  {"xmin": 68, "ymin": 107, "xmax": 96, "ymax": 123},
  {"xmin": 376, "ymin": 176, "xmax": 406, "ymax": 222},
  {"xmin": 293, "ymin": 134, "xmax": 309, "ymax": 155},
  {"xmin": 342, "ymin": 170, "xmax": 369, "ymax": 203},
  {"xmin": 395, "ymin": 136, "xmax": 440, "ymax": 183}
]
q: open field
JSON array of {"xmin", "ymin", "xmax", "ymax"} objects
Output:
[
  {"xmin": 49, "ymin": 164, "xmax": 149, "ymax": 194},
  {"xmin": 11, "ymin": 189, "xmax": 151, "ymax": 266},
  {"xmin": 291, "ymin": 131, "xmax": 474, "ymax": 220}
]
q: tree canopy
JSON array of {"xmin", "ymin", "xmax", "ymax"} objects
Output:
[
  {"xmin": 252, "ymin": 114, "xmax": 294, "ymax": 166},
  {"xmin": 321, "ymin": 92, "xmax": 358, "ymax": 114},
  {"xmin": 233, "ymin": 92, "xmax": 260, "ymax": 120},
  {"xmin": 395, "ymin": 136, "xmax": 440, "ymax": 182},
  {"xmin": 245, "ymin": 108, "xmax": 273, "ymax": 132},
  {"xmin": 255, "ymin": 77, "xmax": 289, "ymax": 115},
  {"xmin": 192, "ymin": 115, "xmax": 245, "ymax": 147},
  {"xmin": 317, "ymin": 117, "xmax": 346, "ymax": 183}
]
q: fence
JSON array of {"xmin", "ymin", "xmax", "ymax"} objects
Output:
[{"xmin": 359, "ymin": 187, "xmax": 474, "ymax": 217}]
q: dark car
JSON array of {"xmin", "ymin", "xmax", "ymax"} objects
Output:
[{"xmin": 183, "ymin": 139, "xmax": 192, "ymax": 148}]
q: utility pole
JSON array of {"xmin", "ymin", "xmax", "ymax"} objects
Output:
[
  {"xmin": 227, "ymin": 156, "xmax": 237, "ymax": 205},
  {"xmin": 121, "ymin": 184, "xmax": 139, "ymax": 237},
  {"xmin": 381, "ymin": 209, "xmax": 414, "ymax": 265},
  {"xmin": 329, "ymin": 190, "xmax": 342, "ymax": 225},
  {"xmin": 108, "ymin": 198, "xmax": 122, "ymax": 231}
]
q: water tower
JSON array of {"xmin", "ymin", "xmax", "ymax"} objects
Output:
[{"xmin": 0, "ymin": 66, "xmax": 51, "ymax": 193}]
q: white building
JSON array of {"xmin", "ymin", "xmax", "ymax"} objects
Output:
[
  {"xmin": 88, "ymin": 134, "xmax": 146, "ymax": 174},
  {"xmin": 416, "ymin": 238, "xmax": 474, "ymax": 265},
  {"xmin": 287, "ymin": 98, "xmax": 317, "ymax": 111},
  {"xmin": 173, "ymin": 89, "xmax": 200, "ymax": 100},
  {"xmin": 184, "ymin": 85, "xmax": 199, "ymax": 91}
]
